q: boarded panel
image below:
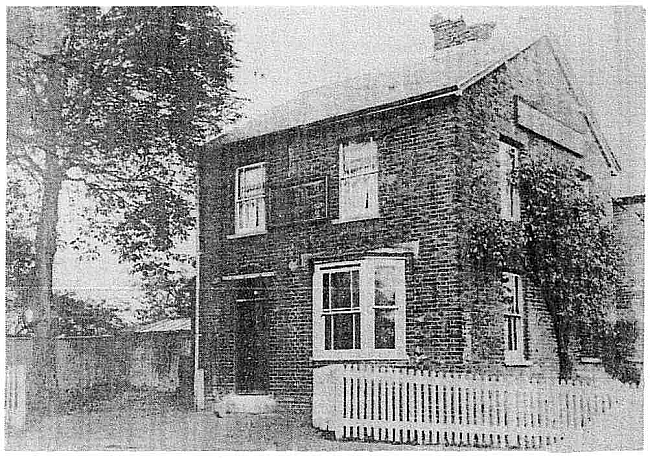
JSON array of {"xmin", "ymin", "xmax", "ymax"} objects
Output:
[
  {"xmin": 272, "ymin": 177, "xmax": 328, "ymax": 224},
  {"xmin": 517, "ymin": 99, "xmax": 586, "ymax": 156}
]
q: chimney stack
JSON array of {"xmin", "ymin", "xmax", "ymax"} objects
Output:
[{"xmin": 429, "ymin": 14, "xmax": 496, "ymax": 51}]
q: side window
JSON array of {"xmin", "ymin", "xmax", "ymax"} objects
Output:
[
  {"xmin": 577, "ymin": 170, "xmax": 592, "ymax": 197},
  {"xmin": 498, "ymin": 141, "xmax": 521, "ymax": 221},
  {"xmin": 235, "ymin": 163, "xmax": 266, "ymax": 234},
  {"xmin": 339, "ymin": 138, "xmax": 379, "ymax": 221},
  {"xmin": 502, "ymin": 272, "xmax": 526, "ymax": 363}
]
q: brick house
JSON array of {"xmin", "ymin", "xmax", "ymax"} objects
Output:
[{"xmin": 198, "ymin": 17, "xmax": 621, "ymax": 409}]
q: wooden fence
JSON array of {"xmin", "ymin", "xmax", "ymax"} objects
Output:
[
  {"xmin": 5, "ymin": 365, "xmax": 27, "ymax": 429},
  {"xmin": 5, "ymin": 336, "xmax": 129, "ymax": 429},
  {"xmin": 313, "ymin": 364, "xmax": 642, "ymax": 449}
]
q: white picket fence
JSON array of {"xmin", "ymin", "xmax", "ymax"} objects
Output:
[
  {"xmin": 5, "ymin": 365, "xmax": 27, "ymax": 429},
  {"xmin": 313, "ymin": 364, "xmax": 642, "ymax": 449}
]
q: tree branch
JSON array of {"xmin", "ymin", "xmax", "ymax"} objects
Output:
[
  {"xmin": 6, "ymin": 148, "xmax": 45, "ymax": 179},
  {"xmin": 7, "ymin": 37, "xmax": 59, "ymax": 65}
]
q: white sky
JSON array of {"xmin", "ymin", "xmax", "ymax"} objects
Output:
[{"xmin": 52, "ymin": 5, "xmax": 645, "ymax": 308}]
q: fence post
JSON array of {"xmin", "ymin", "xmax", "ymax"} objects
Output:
[{"xmin": 5, "ymin": 365, "xmax": 27, "ymax": 430}]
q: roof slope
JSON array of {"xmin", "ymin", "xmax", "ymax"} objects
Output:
[
  {"xmin": 222, "ymin": 35, "xmax": 539, "ymax": 144},
  {"xmin": 134, "ymin": 317, "xmax": 191, "ymax": 333}
]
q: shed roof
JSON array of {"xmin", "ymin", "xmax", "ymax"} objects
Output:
[
  {"xmin": 134, "ymin": 318, "xmax": 191, "ymax": 333},
  {"xmin": 221, "ymin": 35, "xmax": 540, "ymax": 144}
]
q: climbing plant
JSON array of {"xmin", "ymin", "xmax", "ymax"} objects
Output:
[{"xmin": 462, "ymin": 148, "xmax": 629, "ymax": 381}]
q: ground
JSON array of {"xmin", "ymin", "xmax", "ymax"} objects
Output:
[
  {"xmin": 5, "ymin": 388, "xmax": 642, "ymax": 451},
  {"xmin": 4, "ymin": 389, "xmax": 448, "ymax": 451}
]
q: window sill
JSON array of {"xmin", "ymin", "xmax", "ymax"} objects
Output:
[
  {"xmin": 313, "ymin": 350, "xmax": 408, "ymax": 362},
  {"xmin": 331, "ymin": 214, "xmax": 381, "ymax": 225},
  {"xmin": 504, "ymin": 358, "xmax": 533, "ymax": 367},
  {"xmin": 226, "ymin": 230, "xmax": 267, "ymax": 240}
]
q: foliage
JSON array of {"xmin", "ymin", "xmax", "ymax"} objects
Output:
[
  {"xmin": 599, "ymin": 318, "xmax": 641, "ymax": 385},
  {"xmin": 8, "ymin": 292, "xmax": 125, "ymax": 337},
  {"xmin": 6, "ymin": 5, "xmax": 238, "ymax": 293},
  {"xmin": 5, "ymin": 171, "xmax": 40, "ymax": 310},
  {"xmin": 135, "ymin": 254, "xmax": 196, "ymax": 323},
  {"xmin": 462, "ymin": 151, "xmax": 624, "ymax": 380},
  {"xmin": 52, "ymin": 292, "xmax": 125, "ymax": 336},
  {"xmin": 59, "ymin": 7, "xmax": 239, "ymax": 269},
  {"xmin": 62, "ymin": 7, "xmax": 238, "ymax": 270}
]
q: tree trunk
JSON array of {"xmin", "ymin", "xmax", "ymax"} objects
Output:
[
  {"xmin": 553, "ymin": 314, "xmax": 574, "ymax": 381},
  {"xmin": 31, "ymin": 149, "xmax": 64, "ymax": 413}
]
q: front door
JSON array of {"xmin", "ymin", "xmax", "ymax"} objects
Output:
[{"xmin": 235, "ymin": 278, "xmax": 269, "ymax": 394}]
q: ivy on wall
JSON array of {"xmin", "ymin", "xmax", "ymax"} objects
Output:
[{"xmin": 460, "ymin": 146, "xmax": 637, "ymax": 382}]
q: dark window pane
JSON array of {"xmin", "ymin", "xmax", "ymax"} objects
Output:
[
  {"xmin": 331, "ymin": 271, "xmax": 351, "ymax": 309},
  {"xmin": 514, "ymin": 276, "xmax": 520, "ymax": 314},
  {"xmin": 324, "ymin": 315, "xmax": 332, "ymax": 350},
  {"xmin": 507, "ymin": 317, "xmax": 513, "ymax": 350},
  {"xmin": 333, "ymin": 313, "xmax": 354, "ymax": 349},
  {"xmin": 375, "ymin": 309, "xmax": 396, "ymax": 349},
  {"xmin": 354, "ymin": 314, "xmax": 361, "ymax": 349},
  {"xmin": 323, "ymin": 273, "xmax": 330, "ymax": 310},
  {"xmin": 351, "ymin": 270, "xmax": 359, "ymax": 309}
]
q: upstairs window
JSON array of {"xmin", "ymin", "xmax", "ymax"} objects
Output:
[
  {"xmin": 235, "ymin": 163, "xmax": 266, "ymax": 234},
  {"xmin": 498, "ymin": 141, "xmax": 521, "ymax": 221},
  {"xmin": 502, "ymin": 272, "xmax": 526, "ymax": 364},
  {"xmin": 339, "ymin": 139, "xmax": 379, "ymax": 221},
  {"xmin": 313, "ymin": 257, "xmax": 406, "ymax": 360},
  {"xmin": 577, "ymin": 170, "xmax": 592, "ymax": 198}
]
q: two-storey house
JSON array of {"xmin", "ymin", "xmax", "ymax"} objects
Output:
[{"xmin": 198, "ymin": 16, "xmax": 621, "ymax": 410}]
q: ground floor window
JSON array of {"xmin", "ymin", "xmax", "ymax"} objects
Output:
[
  {"xmin": 312, "ymin": 257, "xmax": 406, "ymax": 360},
  {"xmin": 502, "ymin": 272, "xmax": 526, "ymax": 364}
]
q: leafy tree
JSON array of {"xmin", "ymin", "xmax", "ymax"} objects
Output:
[{"xmin": 6, "ymin": 6, "xmax": 237, "ymax": 410}]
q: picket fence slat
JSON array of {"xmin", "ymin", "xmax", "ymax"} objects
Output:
[{"xmin": 313, "ymin": 364, "xmax": 641, "ymax": 449}]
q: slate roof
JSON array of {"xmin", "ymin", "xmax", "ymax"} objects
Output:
[
  {"xmin": 134, "ymin": 317, "xmax": 191, "ymax": 333},
  {"xmin": 221, "ymin": 35, "xmax": 540, "ymax": 144}
]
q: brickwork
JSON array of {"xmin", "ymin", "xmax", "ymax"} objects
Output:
[
  {"xmin": 429, "ymin": 15, "xmax": 496, "ymax": 51},
  {"xmin": 613, "ymin": 195, "xmax": 645, "ymax": 365},
  {"xmin": 199, "ymin": 37, "xmax": 616, "ymax": 409}
]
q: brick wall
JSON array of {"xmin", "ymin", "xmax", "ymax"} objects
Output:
[
  {"xmin": 613, "ymin": 195, "xmax": 645, "ymax": 364},
  {"xmin": 201, "ymin": 97, "xmax": 466, "ymax": 408}
]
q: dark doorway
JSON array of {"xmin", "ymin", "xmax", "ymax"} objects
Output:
[{"xmin": 235, "ymin": 278, "xmax": 269, "ymax": 394}]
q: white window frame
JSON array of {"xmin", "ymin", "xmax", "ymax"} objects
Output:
[
  {"xmin": 498, "ymin": 141, "xmax": 521, "ymax": 221},
  {"xmin": 312, "ymin": 257, "xmax": 407, "ymax": 361},
  {"xmin": 338, "ymin": 138, "xmax": 379, "ymax": 222},
  {"xmin": 234, "ymin": 162, "xmax": 266, "ymax": 235},
  {"xmin": 502, "ymin": 272, "xmax": 526, "ymax": 364}
]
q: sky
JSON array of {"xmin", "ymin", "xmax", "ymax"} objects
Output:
[{"xmin": 51, "ymin": 5, "xmax": 645, "ymax": 309}]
